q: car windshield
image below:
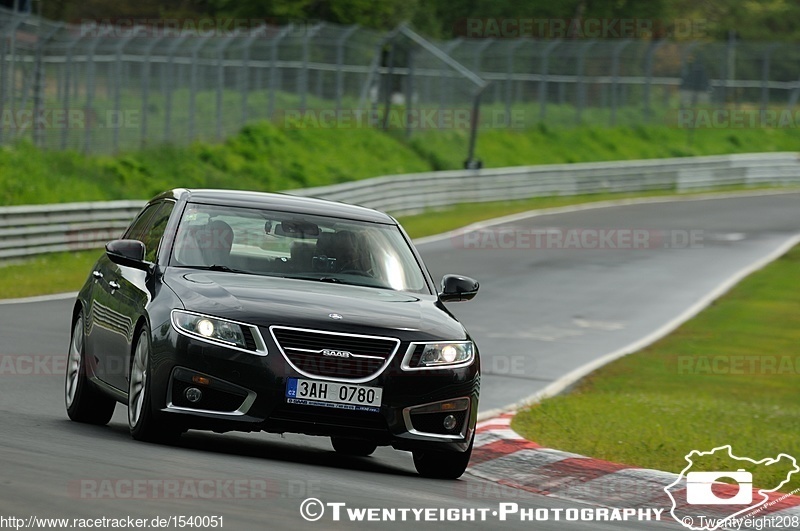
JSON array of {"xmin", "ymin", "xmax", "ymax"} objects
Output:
[{"xmin": 169, "ymin": 202, "xmax": 431, "ymax": 294}]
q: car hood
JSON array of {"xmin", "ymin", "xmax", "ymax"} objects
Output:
[{"xmin": 163, "ymin": 269, "xmax": 467, "ymax": 340}]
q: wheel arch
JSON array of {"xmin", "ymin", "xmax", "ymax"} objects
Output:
[{"xmin": 71, "ymin": 300, "xmax": 84, "ymax": 327}]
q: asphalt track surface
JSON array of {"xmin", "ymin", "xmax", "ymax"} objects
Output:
[{"xmin": 1, "ymin": 192, "xmax": 798, "ymax": 530}]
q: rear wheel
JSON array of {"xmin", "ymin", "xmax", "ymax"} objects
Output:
[
  {"xmin": 412, "ymin": 437, "xmax": 474, "ymax": 479},
  {"xmin": 65, "ymin": 313, "xmax": 116, "ymax": 425},
  {"xmin": 128, "ymin": 327, "xmax": 180, "ymax": 443},
  {"xmin": 331, "ymin": 437, "xmax": 377, "ymax": 457}
]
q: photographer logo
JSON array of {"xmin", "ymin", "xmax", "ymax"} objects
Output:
[{"xmin": 665, "ymin": 445, "xmax": 798, "ymax": 530}]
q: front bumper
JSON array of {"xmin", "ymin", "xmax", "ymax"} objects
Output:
[{"xmin": 149, "ymin": 327, "xmax": 480, "ymax": 452}]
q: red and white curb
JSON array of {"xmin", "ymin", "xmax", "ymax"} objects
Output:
[{"xmin": 467, "ymin": 413, "xmax": 800, "ymax": 526}]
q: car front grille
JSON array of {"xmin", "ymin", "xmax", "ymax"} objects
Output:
[{"xmin": 270, "ymin": 326, "xmax": 400, "ymax": 381}]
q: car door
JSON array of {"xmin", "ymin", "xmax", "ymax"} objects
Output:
[
  {"xmin": 86, "ymin": 202, "xmax": 160, "ymax": 390},
  {"xmin": 105, "ymin": 200, "xmax": 175, "ymax": 391}
]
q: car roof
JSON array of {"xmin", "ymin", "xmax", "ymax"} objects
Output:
[{"xmin": 156, "ymin": 188, "xmax": 396, "ymax": 225}]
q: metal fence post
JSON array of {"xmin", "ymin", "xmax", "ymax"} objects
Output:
[
  {"xmin": 32, "ymin": 23, "xmax": 61, "ymax": 149},
  {"xmin": 215, "ymin": 30, "xmax": 242, "ymax": 141},
  {"xmin": 576, "ymin": 39, "xmax": 596, "ymax": 124},
  {"xmin": 678, "ymin": 41, "xmax": 701, "ymax": 110},
  {"xmin": 188, "ymin": 36, "xmax": 211, "ymax": 142},
  {"xmin": 760, "ymin": 44, "xmax": 779, "ymax": 122},
  {"xmin": 355, "ymin": 28, "xmax": 398, "ymax": 122},
  {"xmin": 405, "ymin": 48, "xmax": 414, "ymax": 139},
  {"xmin": 396, "ymin": 26, "xmax": 488, "ymax": 164},
  {"xmin": 335, "ymin": 25, "xmax": 359, "ymax": 113},
  {"xmin": 473, "ymin": 38, "xmax": 494, "ymax": 74},
  {"xmin": 6, "ymin": 7, "xmax": 29, "ymax": 124},
  {"xmin": 269, "ymin": 24, "xmax": 293, "ymax": 119},
  {"xmin": 140, "ymin": 34, "xmax": 167, "ymax": 149},
  {"xmin": 505, "ymin": 40, "xmax": 526, "ymax": 126},
  {"xmin": 300, "ymin": 23, "xmax": 324, "ymax": 112},
  {"xmin": 239, "ymin": 25, "xmax": 267, "ymax": 127},
  {"xmin": 610, "ymin": 39, "xmax": 632, "ymax": 126},
  {"xmin": 643, "ymin": 39, "xmax": 666, "ymax": 122},
  {"xmin": 164, "ymin": 35, "xmax": 190, "ymax": 142},
  {"xmin": 0, "ymin": 14, "xmax": 26, "ymax": 146},
  {"xmin": 438, "ymin": 39, "xmax": 461, "ymax": 127},
  {"xmin": 539, "ymin": 39, "xmax": 560, "ymax": 122},
  {"xmin": 83, "ymin": 27, "xmax": 113, "ymax": 155},
  {"xmin": 381, "ymin": 38, "xmax": 396, "ymax": 130},
  {"xmin": 58, "ymin": 32, "xmax": 86, "ymax": 149},
  {"xmin": 723, "ymin": 31, "xmax": 736, "ymax": 105},
  {"xmin": 112, "ymin": 30, "xmax": 141, "ymax": 153}
]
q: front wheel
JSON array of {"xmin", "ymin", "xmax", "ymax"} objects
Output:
[
  {"xmin": 65, "ymin": 312, "xmax": 116, "ymax": 425},
  {"xmin": 128, "ymin": 327, "xmax": 180, "ymax": 443},
  {"xmin": 412, "ymin": 437, "xmax": 474, "ymax": 479}
]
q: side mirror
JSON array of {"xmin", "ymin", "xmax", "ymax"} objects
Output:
[
  {"xmin": 105, "ymin": 239, "xmax": 150, "ymax": 270},
  {"xmin": 439, "ymin": 274, "xmax": 479, "ymax": 302}
]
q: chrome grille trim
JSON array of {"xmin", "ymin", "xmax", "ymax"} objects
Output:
[{"xmin": 269, "ymin": 325, "xmax": 401, "ymax": 383}]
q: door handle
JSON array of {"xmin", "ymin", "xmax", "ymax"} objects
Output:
[
  {"xmin": 109, "ymin": 281, "xmax": 121, "ymax": 290},
  {"xmin": 92, "ymin": 270, "xmax": 103, "ymax": 279}
]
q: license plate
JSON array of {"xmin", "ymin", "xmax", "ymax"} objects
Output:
[{"xmin": 286, "ymin": 378, "xmax": 382, "ymax": 413}]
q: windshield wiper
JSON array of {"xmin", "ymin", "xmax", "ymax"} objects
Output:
[
  {"xmin": 178, "ymin": 264, "xmax": 250, "ymax": 274},
  {"xmin": 285, "ymin": 274, "xmax": 342, "ymax": 284}
]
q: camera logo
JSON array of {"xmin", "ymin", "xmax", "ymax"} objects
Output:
[
  {"xmin": 686, "ymin": 469, "xmax": 753, "ymax": 505},
  {"xmin": 665, "ymin": 445, "xmax": 799, "ymax": 530}
]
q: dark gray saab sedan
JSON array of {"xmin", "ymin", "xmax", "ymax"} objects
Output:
[{"xmin": 65, "ymin": 189, "xmax": 480, "ymax": 478}]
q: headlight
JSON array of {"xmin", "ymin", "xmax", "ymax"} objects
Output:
[
  {"xmin": 171, "ymin": 310, "xmax": 265, "ymax": 354},
  {"xmin": 402, "ymin": 341, "xmax": 475, "ymax": 370}
]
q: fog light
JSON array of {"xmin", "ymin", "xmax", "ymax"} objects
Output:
[
  {"xmin": 443, "ymin": 414, "xmax": 457, "ymax": 431},
  {"xmin": 185, "ymin": 387, "xmax": 203, "ymax": 403}
]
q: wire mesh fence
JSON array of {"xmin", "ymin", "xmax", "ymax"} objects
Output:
[{"xmin": 1, "ymin": 7, "xmax": 799, "ymax": 157}]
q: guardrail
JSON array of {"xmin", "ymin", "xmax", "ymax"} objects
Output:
[{"xmin": 1, "ymin": 152, "xmax": 798, "ymax": 261}]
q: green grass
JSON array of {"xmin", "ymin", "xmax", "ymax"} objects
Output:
[
  {"xmin": 408, "ymin": 123, "xmax": 800, "ymax": 170},
  {"xmin": 3, "ymin": 120, "xmax": 800, "ymax": 206},
  {"xmin": 0, "ymin": 250, "xmax": 102, "ymax": 300},
  {"xmin": 0, "ymin": 122, "xmax": 431, "ymax": 206},
  {"xmin": 512, "ymin": 245, "xmax": 800, "ymax": 490}
]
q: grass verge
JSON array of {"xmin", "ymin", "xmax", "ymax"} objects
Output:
[
  {"xmin": 511, "ymin": 244, "xmax": 800, "ymax": 490},
  {"xmin": 3, "ymin": 122, "xmax": 800, "ymax": 206},
  {"xmin": 0, "ymin": 250, "xmax": 101, "ymax": 300}
]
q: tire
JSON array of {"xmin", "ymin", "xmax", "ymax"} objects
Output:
[
  {"xmin": 412, "ymin": 437, "xmax": 474, "ymax": 479},
  {"xmin": 128, "ymin": 327, "xmax": 180, "ymax": 443},
  {"xmin": 331, "ymin": 437, "xmax": 377, "ymax": 457},
  {"xmin": 65, "ymin": 312, "xmax": 116, "ymax": 425}
]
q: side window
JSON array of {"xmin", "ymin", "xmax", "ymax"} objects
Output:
[
  {"xmin": 141, "ymin": 202, "xmax": 175, "ymax": 262},
  {"xmin": 123, "ymin": 203, "xmax": 161, "ymax": 242}
]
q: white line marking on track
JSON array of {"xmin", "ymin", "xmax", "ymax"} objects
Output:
[
  {"xmin": 413, "ymin": 188, "xmax": 800, "ymax": 247},
  {"xmin": 0, "ymin": 291, "xmax": 78, "ymax": 305}
]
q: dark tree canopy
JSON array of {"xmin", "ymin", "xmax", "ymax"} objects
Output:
[{"xmin": 30, "ymin": 0, "xmax": 800, "ymax": 41}]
